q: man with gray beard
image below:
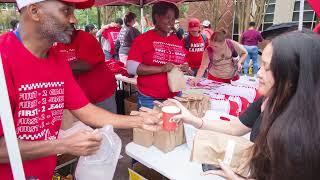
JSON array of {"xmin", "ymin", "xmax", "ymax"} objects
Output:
[{"xmin": 0, "ymin": 0, "xmax": 161, "ymax": 179}]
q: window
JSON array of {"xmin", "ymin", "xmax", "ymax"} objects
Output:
[
  {"xmin": 292, "ymin": 0, "xmax": 318, "ymax": 30},
  {"xmin": 232, "ymin": 15, "xmax": 239, "ymax": 41},
  {"xmin": 261, "ymin": 1, "xmax": 276, "ymax": 31}
]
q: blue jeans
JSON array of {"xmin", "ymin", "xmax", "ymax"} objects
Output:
[
  {"xmin": 243, "ymin": 45, "xmax": 259, "ymax": 75},
  {"xmin": 137, "ymin": 92, "xmax": 164, "ymax": 109},
  {"xmin": 137, "ymin": 92, "xmax": 181, "ymax": 109},
  {"xmin": 104, "ymin": 50, "xmax": 112, "ymax": 60}
]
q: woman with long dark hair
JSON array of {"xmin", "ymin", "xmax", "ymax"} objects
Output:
[
  {"xmin": 172, "ymin": 31, "xmax": 320, "ymax": 179},
  {"xmin": 249, "ymin": 31, "xmax": 320, "ymax": 180}
]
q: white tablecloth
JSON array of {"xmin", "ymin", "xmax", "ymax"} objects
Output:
[{"xmin": 115, "ymin": 74, "xmax": 259, "ymax": 116}]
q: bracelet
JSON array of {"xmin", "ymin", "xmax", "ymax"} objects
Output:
[{"xmin": 198, "ymin": 118, "xmax": 204, "ymax": 129}]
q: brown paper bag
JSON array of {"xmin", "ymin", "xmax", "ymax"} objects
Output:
[
  {"xmin": 198, "ymin": 95, "xmax": 211, "ymax": 117},
  {"xmin": 189, "ymin": 100, "xmax": 199, "ymax": 117},
  {"xmin": 153, "ymin": 124, "xmax": 185, "ymax": 153},
  {"xmin": 191, "ymin": 130, "xmax": 253, "ymax": 177},
  {"xmin": 130, "ymin": 110, "xmax": 157, "ymax": 148},
  {"xmin": 174, "ymin": 96, "xmax": 190, "ymax": 110},
  {"xmin": 133, "ymin": 128, "xmax": 154, "ymax": 147},
  {"xmin": 167, "ymin": 67, "xmax": 186, "ymax": 92},
  {"xmin": 178, "ymin": 93, "xmax": 211, "ymax": 118}
]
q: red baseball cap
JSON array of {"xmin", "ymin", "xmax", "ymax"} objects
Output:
[
  {"xmin": 188, "ymin": 18, "xmax": 201, "ymax": 32},
  {"xmin": 16, "ymin": 0, "xmax": 95, "ymax": 9},
  {"xmin": 62, "ymin": 0, "xmax": 95, "ymax": 9}
]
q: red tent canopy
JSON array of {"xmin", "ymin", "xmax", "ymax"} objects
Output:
[
  {"xmin": 94, "ymin": 0, "xmax": 206, "ymax": 6},
  {"xmin": 0, "ymin": 0, "xmax": 15, "ymax": 2},
  {"xmin": 1, "ymin": 0, "xmax": 205, "ymax": 6}
]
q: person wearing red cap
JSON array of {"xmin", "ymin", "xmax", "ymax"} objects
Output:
[
  {"xmin": 0, "ymin": 1, "xmax": 161, "ymax": 179},
  {"xmin": 183, "ymin": 18, "xmax": 209, "ymax": 76}
]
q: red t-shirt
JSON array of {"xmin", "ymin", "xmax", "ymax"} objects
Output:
[
  {"xmin": 183, "ymin": 34, "xmax": 208, "ymax": 69},
  {"xmin": 128, "ymin": 30, "xmax": 187, "ymax": 99},
  {"xmin": 53, "ymin": 30, "xmax": 117, "ymax": 104},
  {"xmin": 0, "ymin": 32, "xmax": 89, "ymax": 180},
  {"xmin": 102, "ymin": 27, "xmax": 121, "ymax": 55}
]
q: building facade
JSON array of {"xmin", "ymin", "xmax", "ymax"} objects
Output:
[
  {"xmin": 233, "ymin": 0, "xmax": 318, "ymax": 40},
  {"xmin": 184, "ymin": 0, "xmax": 318, "ymax": 41}
]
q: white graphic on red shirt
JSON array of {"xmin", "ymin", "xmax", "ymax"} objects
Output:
[
  {"xmin": 110, "ymin": 32, "xmax": 120, "ymax": 43},
  {"xmin": 17, "ymin": 81, "xmax": 65, "ymax": 141},
  {"xmin": 153, "ymin": 41, "xmax": 186, "ymax": 65},
  {"xmin": 189, "ymin": 42, "xmax": 205, "ymax": 52},
  {"xmin": 57, "ymin": 48, "xmax": 76, "ymax": 62}
]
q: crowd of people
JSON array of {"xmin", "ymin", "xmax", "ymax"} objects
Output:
[{"xmin": 0, "ymin": 0, "xmax": 320, "ymax": 180}]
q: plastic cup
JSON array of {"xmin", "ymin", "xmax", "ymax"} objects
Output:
[{"xmin": 161, "ymin": 106, "xmax": 181, "ymax": 131}]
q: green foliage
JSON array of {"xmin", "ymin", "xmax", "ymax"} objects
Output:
[
  {"xmin": 74, "ymin": 3, "xmax": 188, "ymax": 29},
  {"xmin": 75, "ymin": 8, "xmax": 99, "ymax": 29},
  {"xmin": 0, "ymin": 4, "xmax": 19, "ymax": 34},
  {"xmin": 0, "ymin": 3, "xmax": 189, "ymax": 33},
  {"xmin": 178, "ymin": 3, "xmax": 189, "ymax": 18}
]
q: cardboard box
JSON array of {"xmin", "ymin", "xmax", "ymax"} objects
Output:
[{"xmin": 129, "ymin": 162, "xmax": 164, "ymax": 180}]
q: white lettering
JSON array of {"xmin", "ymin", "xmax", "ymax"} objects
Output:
[
  {"xmin": 18, "ymin": 109, "xmax": 38, "ymax": 117},
  {"xmin": 19, "ymin": 100, "xmax": 38, "ymax": 109},
  {"xmin": 19, "ymin": 91, "xmax": 37, "ymax": 101},
  {"xmin": 49, "ymin": 88, "xmax": 64, "ymax": 96},
  {"xmin": 18, "ymin": 117, "xmax": 39, "ymax": 125},
  {"xmin": 48, "ymin": 103, "xmax": 64, "ymax": 110},
  {"xmin": 48, "ymin": 96, "xmax": 64, "ymax": 103},
  {"xmin": 17, "ymin": 125, "xmax": 39, "ymax": 133}
]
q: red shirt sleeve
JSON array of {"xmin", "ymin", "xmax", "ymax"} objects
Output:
[
  {"xmin": 127, "ymin": 35, "xmax": 144, "ymax": 63},
  {"xmin": 75, "ymin": 31, "xmax": 105, "ymax": 65}
]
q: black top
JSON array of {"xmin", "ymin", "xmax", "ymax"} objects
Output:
[
  {"xmin": 239, "ymin": 97, "xmax": 264, "ymax": 142},
  {"xmin": 176, "ymin": 28, "xmax": 185, "ymax": 40}
]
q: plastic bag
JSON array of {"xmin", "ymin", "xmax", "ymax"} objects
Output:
[
  {"xmin": 75, "ymin": 125, "xmax": 122, "ymax": 180},
  {"xmin": 58, "ymin": 121, "xmax": 93, "ymax": 139}
]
